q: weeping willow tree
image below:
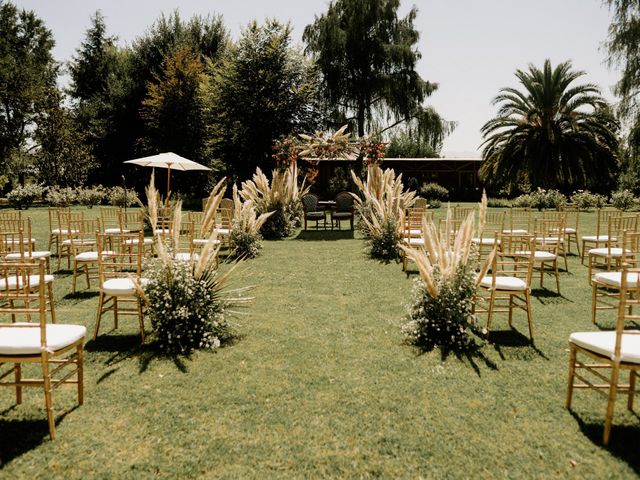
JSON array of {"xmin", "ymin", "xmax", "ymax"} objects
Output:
[
  {"xmin": 303, "ymin": 0, "xmax": 439, "ymax": 138},
  {"xmin": 605, "ymin": 0, "xmax": 640, "ymax": 191}
]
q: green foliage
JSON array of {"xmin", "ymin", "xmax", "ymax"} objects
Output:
[
  {"xmin": 402, "ymin": 265, "xmax": 481, "ymax": 351},
  {"xmin": 0, "ymin": 2, "xmax": 58, "ymax": 171},
  {"xmin": 45, "ymin": 187, "xmax": 77, "ymax": 207},
  {"xmin": 7, "ymin": 183, "xmax": 45, "ymax": 209},
  {"xmin": 570, "ymin": 190, "xmax": 608, "ymax": 210},
  {"xmin": 480, "ymin": 59, "xmax": 619, "ymax": 192},
  {"xmin": 611, "ymin": 189, "xmax": 636, "ymax": 210},
  {"xmin": 140, "ymin": 47, "xmax": 207, "ymax": 195},
  {"xmin": 108, "ymin": 186, "xmax": 139, "ymax": 207},
  {"xmin": 605, "ymin": 0, "xmax": 640, "ymax": 156},
  {"xmin": 386, "ymin": 131, "xmax": 437, "ymax": 158},
  {"xmin": 487, "ymin": 198, "xmax": 511, "ymax": 208},
  {"xmin": 229, "ymin": 229, "xmax": 263, "ymax": 259},
  {"xmin": 513, "ymin": 188, "xmax": 567, "ymax": 210},
  {"xmin": 367, "ymin": 216, "xmax": 400, "ymax": 260},
  {"xmin": 34, "ymin": 92, "xmax": 98, "ymax": 187},
  {"xmin": 327, "ymin": 167, "xmax": 352, "ymax": 197},
  {"xmin": 304, "ymin": 0, "xmax": 437, "ymax": 137},
  {"xmin": 420, "ymin": 182, "xmax": 449, "ymax": 201},
  {"xmin": 143, "ymin": 258, "xmax": 234, "ymax": 354},
  {"xmin": 76, "ymin": 185, "xmax": 107, "ymax": 208},
  {"xmin": 204, "ymin": 20, "xmax": 321, "ymax": 180}
]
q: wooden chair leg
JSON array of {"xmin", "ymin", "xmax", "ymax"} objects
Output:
[
  {"xmin": 591, "ymin": 282, "xmax": 598, "ymax": 324},
  {"xmin": 629, "ymin": 370, "xmax": 636, "ymax": 411},
  {"xmin": 77, "ymin": 344, "xmax": 84, "ymax": 405},
  {"xmin": 566, "ymin": 345, "xmax": 577, "ymax": 408},
  {"xmin": 604, "ymin": 365, "xmax": 621, "ymax": 446},
  {"xmin": 41, "ymin": 354, "xmax": 56, "ymax": 440},
  {"xmin": 525, "ymin": 291, "xmax": 534, "ymax": 339},
  {"xmin": 47, "ymin": 283, "xmax": 56, "ymax": 323},
  {"xmin": 137, "ymin": 299, "xmax": 145, "ymax": 342},
  {"xmin": 94, "ymin": 292, "xmax": 105, "ymax": 340},
  {"xmin": 14, "ymin": 363, "xmax": 22, "ymax": 404}
]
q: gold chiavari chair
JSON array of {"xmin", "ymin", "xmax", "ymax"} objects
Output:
[
  {"xmin": 522, "ymin": 218, "xmax": 563, "ymax": 293},
  {"xmin": 0, "ymin": 258, "xmax": 84, "ymax": 440},
  {"xmin": 591, "ymin": 230, "xmax": 640, "ymax": 324},
  {"xmin": 94, "ymin": 231, "xmax": 146, "ymax": 341},
  {"xmin": 401, "ymin": 208, "xmax": 432, "ymax": 272},
  {"xmin": 475, "ymin": 233, "xmax": 535, "ymax": 339},
  {"xmin": 69, "ymin": 219, "xmax": 102, "ymax": 293},
  {"xmin": 99, "ymin": 206, "xmax": 123, "ymax": 234},
  {"xmin": 581, "ymin": 208, "xmax": 621, "ymax": 264},
  {"xmin": 567, "ymin": 262, "xmax": 640, "ymax": 446},
  {"xmin": 47, "ymin": 207, "xmax": 68, "ymax": 259},
  {"xmin": 588, "ymin": 214, "xmax": 638, "ymax": 283},
  {"xmin": 472, "ymin": 210, "xmax": 505, "ymax": 262},
  {"xmin": 560, "ymin": 205, "xmax": 581, "ymax": 256},
  {"xmin": 56, "ymin": 210, "xmax": 84, "ymax": 271},
  {"xmin": 2, "ymin": 218, "xmax": 52, "ymax": 273},
  {"xmin": 540, "ymin": 210, "xmax": 568, "ymax": 272},
  {"xmin": 503, "ymin": 207, "xmax": 531, "ymax": 235}
]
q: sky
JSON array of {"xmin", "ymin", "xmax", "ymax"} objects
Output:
[{"xmin": 14, "ymin": 0, "xmax": 621, "ymax": 157}]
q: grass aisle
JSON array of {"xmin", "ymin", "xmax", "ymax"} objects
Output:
[{"xmin": 0, "ymin": 208, "xmax": 639, "ymax": 478}]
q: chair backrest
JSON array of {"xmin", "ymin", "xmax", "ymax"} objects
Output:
[
  {"xmin": 216, "ymin": 208, "xmax": 233, "ymax": 229},
  {"xmin": 404, "ymin": 208, "xmax": 431, "ymax": 239},
  {"xmin": 220, "ymin": 198, "xmax": 234, "ymax": 211},
  {"xmin": 302, "ymin": 193, "xmax": 319, "ymax": 213},
  {"xmin": 48, "ymin": 207, "xmax": 67, "ymax": 233},
  {"xmin": 595, "ymin": 208, "xmax": 621, "ymax": 236},
  {"xmin": 454, "ymin": 206, "xmax": 475, "ymax": 224},
  {"xmin": 620, "ymin": 230, "xmax": 640, "ymax": 268},
  {"xmin": 0, "ymin": 219, "xmax": 25, "ymax": 256},
  {"xmin": 0, "ymin": 259, "xmax": 48, "ymax": 327},
  {"xmin": 97, "ymin": 232, "xmax": 143, "ymax": 282},
  {"xmin": 533, "ymin": 218, "xmax": 563, "ymax": 252},
  {"xmin": 0, "ymin": 211, "xmax": 21, "ymax": 221},
  {"xmin": 335, "ymin": 192, "xmax": 354, "ymax": 213},
  {"xmin": 560, "ymin": 205, "xmax": 580, "ymax": 231},
  {"xmin": 609, "ymin": 214, "xmax": 638, "ymax": 241},
  {"xmin": 67, "ymin": 219, "xmax": 99, "ymax": 255},
  {"xmin": 100, "ymin": 206, "xmax": 121, "ymax": 230},
  {"xmin": 507, "ymin": 207, "xmax": 531, "ymax": 233},
  {"xmin": 494, "ymin": 233, "xmax": 535, "ymax": 284},
  {"xmin": 481, "ymin": 211, "xmax": 505, "ymax": 238},
  {"xmin": 118, "ymin": 210, "xmax": 144, "ymax": 233}
]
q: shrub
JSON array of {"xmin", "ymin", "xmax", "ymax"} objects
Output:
[
  {"xmin": 326, "ymin": 167, "xmax": 351, "ymax": 197},
  {"xmin": 402, "ymin": 264, "xmax": 481, "ymax": 351},
  {"xmin": 7, "ymin": 183, "xmax": 45, "ymax": 209},
  {"xmin": 487, "ymin": 197, "xmax": 511, "ymax": 208},
  {"xmin": 46, "ymin": 187, "xmax": 77, "ymax": 206},
  {"xmin": 76, "ymin": 186, "xmax": 107, "ymax": 208},
  {"xmin": 513, "ymin": 188, "xmax": 566, "ymax": 210},
  {"xmin": 108, "ymin": 186, "xmax": 139, "ymax": 207},
  {"xmin": 570, "ymin": 190, "xmax": 608, "ymax": 210},
  {"xmin": 428, "ymin": 199, "xmax": 442, "ymax": 209},
  {"xmin": 420, "ymin": 182, "xmax": 448, "ymax": 201},
  {"xmin": 368, "ymin": 217, "xmax": 401, "ymax": 260},
  {"xmin": 611, "ymin": 189, "xmax": 636, "ymax": 211}
]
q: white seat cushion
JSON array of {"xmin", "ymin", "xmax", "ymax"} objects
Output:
[
  {"xmin": 193, "ymin": 238, "xmax": 221, "ymax": 246},
  {"xmin": 582, "ymin": 235, "xmax": 613, "ymax": 242},
  {"xmin": 52, "ymin": 228, "xmax": 79, "ymax": 235},
  {"xmin": 102, "ymin": 277, "xmax": 148, "ymax": 296},
  {"xmin": 0, "ymin": 274, "xmax": 54, "ymax": 290},
  {"xmin": 472, "ymin": 237, "xmax": 499, "ymax": 245},
  {"xmin": 515, "ymin": 250, "xmax": 556, "ymax": 261},
  {"xmin": 503, "ymin": 229, "xmax": 528, "ymax": 234},
  {"xmin": 75, "ymin": 250, "xmax": 115, "ymax": 262},
  {"xmin": 480, "ymin": 276, "xmax": 527, "ymax": 291},
  {"xmin": 593, "ymin": 271, "xmax": 640, "ymax": 288},
  {"xmin": 404, "ymin": 228, "xmax": 422, "ymax": 236},
  {"xmin": 214, "ymin": 228, "xmax": 230, "ymax": 236},
  {"xmin": 564, "ymin": 227, "xmax": 576, "ymax": 234},
  {"xmin": 5, "ymin": 251, "xmax": 51, "ymax": 260},
  {"xmin": 589, "ymin": 247, "xmax": 627, "ymax": 258},
  {"xmin": 105, "ymin": 228, "xmax": 130, "ymax": 234},
  {"xmin": 405, "ymin": 237, "xmax": 424, "ymax": 246},
  {"xmin": 124, "ymin": 237, "xmax": 154, "ymax": 245},
  {"xmin": 62, "ymin": 239, "xmax": 96, "ymax": 246},
  {"xmin": 0, "ymin": 322, "xmax": 86, "ymax": 355},
  {"xmin": 570, "ymin": 331, "xmax": 640, "ymax": 364},
  {"xmin": 174, "ymin": 252, "xmax": 199, "ymax": 262}
]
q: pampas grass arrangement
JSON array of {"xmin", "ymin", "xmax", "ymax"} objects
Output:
[{"xmin": 401, "ymin": 192, "xmax": 495, "ymax": 351}]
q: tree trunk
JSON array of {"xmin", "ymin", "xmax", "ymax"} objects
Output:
[{"xmin": 357, "ymin": 97, "xmax": 366, "ymax": 138}]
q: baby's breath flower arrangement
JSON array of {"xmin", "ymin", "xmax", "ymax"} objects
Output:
[
  {"xmin": 139, "ymin": 175, "xmax": 252, "ymax": 354},
  {"xmin": 401, "ymin": 193, "xmax": 494, "ymax": 351}
]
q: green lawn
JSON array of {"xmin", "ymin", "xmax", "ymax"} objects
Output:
[{"xmin": 0, "ymin": 206, "xmax": 638, "ymax": 479}]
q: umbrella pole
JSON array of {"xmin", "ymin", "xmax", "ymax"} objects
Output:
[{"xmin": 166, "ymin": 164, "xmax": 171, "ymax": 199}]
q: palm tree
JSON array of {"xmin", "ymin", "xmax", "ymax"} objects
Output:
[{"xmin": 479, "ymin": 59, "xmax": 619, "ymax": 193}]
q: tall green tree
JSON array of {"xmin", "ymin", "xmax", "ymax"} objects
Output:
[
  {"xmin": 480, "ymin": 59, "xmax": 619, "ymax": 193},
  {"xmin": 303, "ymin": 0, "xmax": 436, "ymax": 137},
  {"xmin": 0, "ymin": 2, "xmax": 58, "ymax": 173},
  {"xmin": 204, "ymin": 20, "xmax": 322, "ymax": 180},
  {"xmin": 34, "ymin": 90, "xmax": 97, "ymax": 187}
]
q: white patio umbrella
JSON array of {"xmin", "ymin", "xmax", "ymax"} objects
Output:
[{"xmin": 123, "ymin": 152, "xmax": 210, "ymax": 197}]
